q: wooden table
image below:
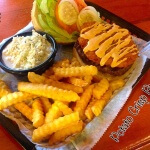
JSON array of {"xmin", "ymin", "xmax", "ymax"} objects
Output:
[{"xmin": 0, "ymin": 0, "xmax": 150, "ymax": 150}]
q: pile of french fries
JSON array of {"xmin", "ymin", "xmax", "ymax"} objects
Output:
[{"xmin": 0, "ymin": 57, "xmax": 125, "ymax": 146}]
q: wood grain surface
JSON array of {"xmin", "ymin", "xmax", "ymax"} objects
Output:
[{"xmin": 0, "ymin": 0, "xmax": 149, "ymax": 150}]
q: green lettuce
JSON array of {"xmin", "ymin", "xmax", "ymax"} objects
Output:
[{"xmin": 35, "ymin": 0, "xmax": 79, "ymax": 43}]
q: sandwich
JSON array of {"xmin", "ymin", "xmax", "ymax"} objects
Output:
[{"xmin": 73, "ymin": 22, "xmax": 139, "ymax": 76}]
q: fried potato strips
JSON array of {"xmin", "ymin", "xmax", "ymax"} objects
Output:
[
  {"xmin": 45, "ymin": 79, "xmax": 83, "ymax": 93},
  {"xmin": 68, "ymin": 77, "xmax": 89, "ymax": 87},
  {"xmin": 40, "ymin": 97, "xmax": 51, "ymax": 114},
  {"xmin": 110, "ymin": 79, "xmax": 125, "ymax": 92},
  {"xmin": 14, "ymin": 102, "xmax": 33, "ymax": 121},
  {"xmin": 0, "ymin": 92, "xmax": 34, "ymax": 110},
  {"xmin": 32, "ymin": 112, "xmax": 80, "ymax": 142},
  {"xmin": 74, "ymin": 85, "xmax": 94, "ymax": 119},
  {"xmin": 32, "ymin": 99, "xmax": 45, "ymax": 128},
  {"xmin": 45, "ymin": 103, "xmax": 62, "ymax": 124},
  {"xmin": 93, "ymin": 78, "xmax": 109, "ymax": 99},
  {"xmin": 28, "ymin": 72, "xmax": 46, "ymax": 84},
  {"xmin": 49, "ymin": 121, "xmax": 83, "ymax": 145},
  {"xmin": 85, "ymin": 98, "xmax": 96, "ymax": 120},
  {"xmin": 53, "ymin": 65, "xmax": 98, "ymax": 77},
  {"xmin": 92, "ymin": 88, "xmax": 112, "ymax": 116},
  {"xmin": 55, "ymin": 101, "xmax": 73, "ymax": 115},
  {"xmin": 0, "ymin": 80, "xmax": 11, "ymax": 98},
  {"xmin": 18, "ymin": 82, "xmax": 80, "ymax": 102},
  {"xmin": 0, "ymin": 57, "xmax": 127, "ymax": 147}
]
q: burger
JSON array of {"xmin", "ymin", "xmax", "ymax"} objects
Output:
[{"xmin": 73, "ymin": 22, "xmax": 139, "ymax": 76}]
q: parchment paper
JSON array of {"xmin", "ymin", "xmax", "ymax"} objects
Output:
[{"xmin": 0, "ymin": 22, "xmax": 149, "ymax": 150}]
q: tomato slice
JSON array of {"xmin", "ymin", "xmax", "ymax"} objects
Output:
[
  {"xmin": 55, "ymin": 0, "xmax": 87, "ymax": 34},
  {"xmin": 74, "ymin": 0, "xmax": 87, "ymax": 11}
]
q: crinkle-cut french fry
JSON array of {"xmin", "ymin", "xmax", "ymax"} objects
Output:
[
  {"xmin": 45, "ymin": 103, "xmax": 62, "ymax": 124},
  {"xmin": 68, "ymin": 77, "xmax": 89, "ymax": 87},
  {"xmin": 18, "ymin": 82, "xmax": 80, "ymax": 102},
  {"xmin": 45, "ymin": 79, "xmax": 83, "ymax": 93},
  {"xmin": 48, "ymin": 75, "xmax": 62, "ymax": 81},
  {"xmin": 85, "ymin": 98, "xmax": 96, "ymax": 120},
  {"xmin": 93, "ymin": 78, "xmax": 109, "ymax": 99},
  {"xmin": 49, "ymin": 120, "xmax": 83, "ymax": 145},
  {"xmin": 32, "ymin": 99, "xmax": 45, "ymax": 128},
  {"xmin": 0, "ymin": 80, "xmax": 11, "ymax": 98},
  {"xmin": 14, "ymin": 102, "xmax": 33, "ymax": 121},
  {"xmin": 92, "ymin": 88, "xmax": 112, "ymax": 116},
  {"xmin": 110, "ymin": 79, "xmax": 125, "ymax": 92},
  {"xmin": 53, "ymin": 65, "xmax": 98, "ymax": 77},
  {"xmin": 53, "ymin": 59, "xmax": 70, "ymax": 68},
  {"xmin": 83, "ymin": 75, "xmax": 93, "ymax": 85},
  {"xmin": 55, "ymin": 101, "xmax": 73, "ymax": 115},
  {"xmin": 0, "ymin": 92, "xmax": 34, "ymax": 110},
  {"xmin": 74, "ymin": 85, "xmax": 94, "ymax": 119},
  {"xmin": 91, "ymin": 100, "xmax": 106, "ymax": 117},
  {"xmin": 42, "ymin": 67, "xmax": 54, "ymax": 78},
  {"xmin": 32, "ymin": 112, "xmax": 80, "ymax": 142},
  {"xmin": 40, "ymin": 97, "xmax": 51, "ymax": 114},
  {"xmin": 69, "ymin": 57, "xmax": 81, "ymax": 67},
  {"xmin": 28, "ymin": 72, "xmax": 46, "ymax": 84}
]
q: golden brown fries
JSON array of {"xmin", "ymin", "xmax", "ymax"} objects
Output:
[
  {"xmin": 28, "ymin": 72, "xmax": 46, "ymax": 84},
  {"xmin": 68, "ymin": 77, "xmax": 89, "ymax": 87},
  {"xmin": 0, "ymin": 92, "xmax": 34, "ymax": 110},
  {"xmin": 32, "ymin": 112, "xmax": 80, "ymax": 142},
  {"xmin": 53, "ymin": 65, "xmax": 98, "ymax": 77},
  {"xmin": 0, "ymin": 80, "xmax": 11, "ymax": 98},
  {"xmin": 14, "ymin": 102, "xmax": 33, "ymax": 121},
  {"xmin": 110, "ymin": 79, "xmax": 125, "ymax": 92},
  {"xmin": 32, "ymin": 99, "xmax": 45, "ymax": 128},
  {"xmin": 70, "ymin": 57, "xmax": 81, "ymax": 67},
  {"xmin": 49, "ymin": 121, "xmax": 83, "ymax": 145},
  {"xmin": 18, "ymin": 82, "xmax": 80, "ymax": 102},
  {"xmin": 85, "ymin": 98, "xmax": 96, "ymax": 120},
  {"xmin": 55, "ymin": 101, "xmax": 73, "ymax": 115},
  {"xmin": 92, "ymin": 88, "xmax": 112, "ymax": 116},
  {"xmin": 0, "ymin": 57, "xmax": 127, "ymax": 147},
  {"xmin": 53, "ymin": 59, "xmax": 70, "ymax": 68},
  {"xmin": 74, "ymin": 85, "xmax": 94, "ymax": 119},
  {"xmin": 45, "ymin": 103, "xmax": 62, "ymax": 124},
  {"xmin": 40, "ymin": 97, "xmax": 51, "ymax": 114},
  {"xmin": 93, "ymin": 78, "xmax": 109, "ymax": 99},
  {"xmin": 45, "ymin": 79, "xmax": 83, "ymax": 93}
]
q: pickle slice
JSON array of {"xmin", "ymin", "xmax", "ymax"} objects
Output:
[{"xmin": 58, "ymin": 0, "xmax": 79, "ymax": 25}]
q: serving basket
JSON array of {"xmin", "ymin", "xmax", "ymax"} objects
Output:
[{"xmin": 0, "ymin": 2, "xmax": 149, "ymax": 150}]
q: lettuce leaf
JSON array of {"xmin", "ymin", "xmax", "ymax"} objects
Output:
[
  {"xmin": 40, "ymin": 0, "xmax": 49, "ymax": 14},
  {"xmin": 36, "ymin": 0, "xmax": 79, "ymax": 43}
]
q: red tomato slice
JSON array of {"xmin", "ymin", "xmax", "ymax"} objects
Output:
[{"xmin": 74, "ymin": 0, "xmax": 87, "ymax": 11}]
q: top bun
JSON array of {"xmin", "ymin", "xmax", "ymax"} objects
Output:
[{"xmin": 31, "ymin": 1, "xmax": 43, "ymax": 31}]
